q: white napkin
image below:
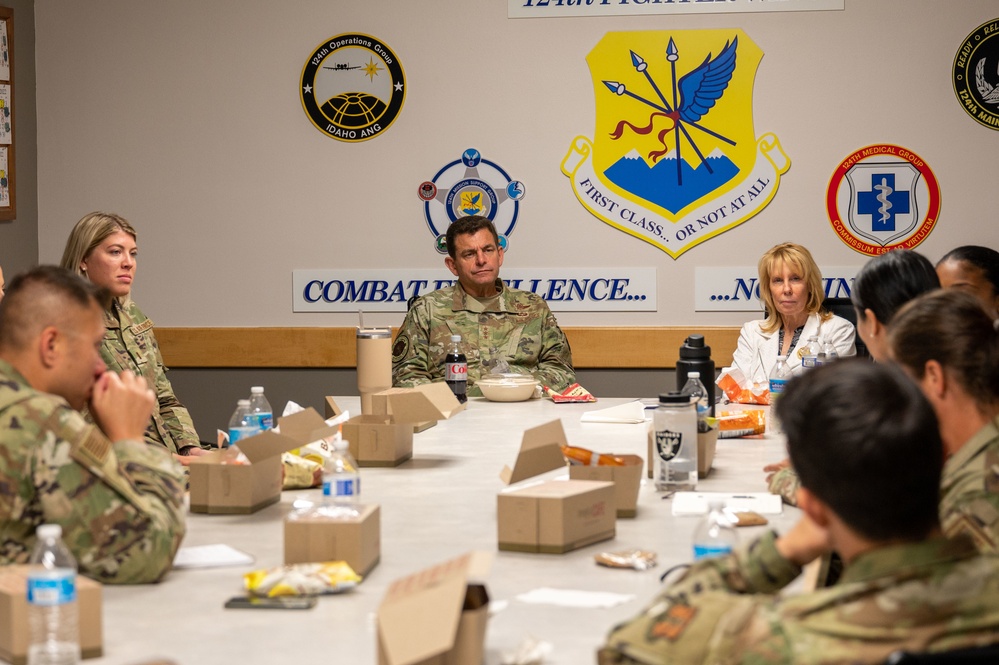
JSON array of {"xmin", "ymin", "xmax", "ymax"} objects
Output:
[
  {"xmin": 671, "ymin": 492, "xmax": 783, "ymax": 516},
  {"xmin": 580, "ymin": 400, "xmax": 646, "ymax": 424},
  {"xmin": 173, "ymin": 544, "xmax": 254, "ymax": 569},
  {"xmin": 515, "ymin": 587, "xmax": 634, "ymax": 609}
]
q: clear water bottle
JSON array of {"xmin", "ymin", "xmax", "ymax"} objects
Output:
[
  {"xmin": 653, "ymin": 392, "xmax": 698, "ymax": 492},
  {"xmin": 320, "ymin": 439, "xmax": 361, "ymax": 519},
  {"xmin": 248, "ymin": 386, "xmax": 274, "ymax": 430},
  {"xmin": 444, "ymin": 335, "xmax": 467, "ymax": 403},
  {"xmin": 768, "ymin": 355, "xmax": 792, "ymax": 434},
  {"xmin": 692, "ymin": 499, "xmax": 739, "ymax": 560},
  {"xmin": 815, "ymin": 338, "xmax": 839, "ymax": 367},
  {"xmin": 800, "ymin": 335, "xmax": 820, "ymax": 370},
  {"xmin": 227, "ymin": 399, "xmax": 258, "ymax": 445},
  {"xmin": 680, "ymin": 371, "xmax": 710, "ymax": 433},
  {"xmin": 27, "ymin": 524, "xmax": 79, "ymax": 665}
]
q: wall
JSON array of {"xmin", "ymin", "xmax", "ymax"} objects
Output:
[
  {"xmin": 0, "ymin": 0, "xmax": 35, "ymax": 277},
  {"xmin": 30, "ymin": 0, "xmax": 999, "ymax": 434}
]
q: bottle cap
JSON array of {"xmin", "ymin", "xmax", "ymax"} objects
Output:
[
  {"xmin": 679, "ymin": 334, "xmax": 712, "ymax": 359},
  {"xmin": 237, "ymin": 399, "xmax": 251, "ymax": 407},
  {"xmin": 659, "ymin": 391, "xmax": 691, "ymax": 404},
  {"xmin": 36, "ymin": 524, "xmax": 61, "ymax": 539},
  {"xmin": 688, "ymin": 371, "xmax": 700, "ymax": 379},
  {"xmin": 251, "ymin": 386, "xmax": 264, "ymax": 394},
  {"xmin": 450, "ymin": 334, "xmax": 461, "ymax": 342}
]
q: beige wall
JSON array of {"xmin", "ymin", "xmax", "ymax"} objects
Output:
[{"xmin": 33, "ymin": 0, "xmax": 999, "ymax": 330}]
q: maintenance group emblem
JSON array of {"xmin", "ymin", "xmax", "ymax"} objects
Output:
[
  {"xmin": 419, "ymin": 149, "xmax": 525, "ymax": 254},
  {"xmin": 300, "ymin": 33, "xmax": 405, "ymax": 142},
  {"xmin": 826, "ymin": 144, "xmax": 940, "ymax": 256},
  {"xmin": 953, "ymin": 18, "xmax": 999, "ymax": 130},
  {"xmin": 562, "ymin": 30, "xmax": 789, "ymax": 259}
]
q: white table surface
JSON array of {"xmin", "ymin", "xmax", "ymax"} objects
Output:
[{"xmin": 93, "ymin": 397, "xmax": 795, "ymax": 665}]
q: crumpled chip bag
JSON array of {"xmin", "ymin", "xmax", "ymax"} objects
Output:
[
  {"xmin": 244, "ymin": 561, "xmax": 361, "ymax": 597},
  {"xmin": 716, "ymin": 366, "xmax": 769, "ymax": 405}
]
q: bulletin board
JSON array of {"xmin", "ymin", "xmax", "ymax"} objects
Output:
[{"xmin": 0, "ymin": 7, "xmax": 14, "ymax": 221}]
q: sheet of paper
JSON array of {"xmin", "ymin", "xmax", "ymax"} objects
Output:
[
  {"xmin": 173, "ymin": 544, "xmax": 255, "ymax": 569},
  {"xmin": 580, "ymin": 400, "xmax": 646, "ymax": 424},
  {"xmin": 671, "ymin": 491, "xmax": 783, "ymax": 516}
]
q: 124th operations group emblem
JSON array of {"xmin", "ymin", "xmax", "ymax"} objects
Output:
[{"xmin": 562, "ymin": 29, "xmax": 789, "ymax": 259}]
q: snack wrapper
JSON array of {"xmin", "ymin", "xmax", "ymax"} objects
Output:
[
  {"xmin": 714, "ymin": 409, "xmax": 767, "ymax": 438},
  {"xmin": 543, "ymin": 383, "xmax": 597, "ymax": 403},
  {"xmin": 716, "ymin": 367, "xmax": 769, "ymax": 405},
  {"xmin": 594, "ymin": 549, "xmax": 657, "ymax": 570},
  {"xmin": 244, "ymin": 561, "xmax": 361, "ymax": 597}
]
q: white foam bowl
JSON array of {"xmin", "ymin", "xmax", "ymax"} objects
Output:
[{"xmin": 477, "ymin": 375, "xmax": 539, "ymax": 402}]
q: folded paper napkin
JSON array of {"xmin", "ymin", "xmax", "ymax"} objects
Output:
[
  {"xmin": 515, "ymin": 587, "xmax": 634, "ymax": 609},
  {"xmin": 580, "ymin": 401, "xmax": 646, "ymax": 424}
]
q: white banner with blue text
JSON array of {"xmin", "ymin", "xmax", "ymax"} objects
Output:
[
  {"xmin": 509, "ymin": 0, "xmax": 843, "ymax": 19},
  {"xmin": 293, "ymin": 268, "xmax": 658, "ymax": 312}
]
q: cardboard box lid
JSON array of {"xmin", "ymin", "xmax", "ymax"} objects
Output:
[
  {"xmin": 377, "ymin": 551, "xmax": 492, "ymax": 665},
  {"xmin": 277, "ymin": 408, "xmax": 339, "ymax": 445},
  {"xmin": 373, "ymin": 383, "xmax": 465, "ymax": 423},
  {"xmin": 500, "ymin": 419, "xmax": 568, "ymax": 485}
]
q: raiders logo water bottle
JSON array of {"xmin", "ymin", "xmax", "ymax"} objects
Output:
[{"xmin": 654, "ymin": 392, "xmax": 698, "ymax": 492}]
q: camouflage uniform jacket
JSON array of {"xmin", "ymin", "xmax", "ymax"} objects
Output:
[
  {"xmin": 940, "ymin": 415, "xmax": 999, "ymax": 553},
  {"xmin": 102, "ymin": 299, "xmax": 204, "ymax": 453},
  {"xmin": 599, "ymin": 531, "xmax": 999, "ymax": 664},
  {"xmin": 0, "ymin": 359, "xmax": 187, "ymax": 584},
  {"xmin": 392, "ymin": 280, "xmax": 575, "ymax": 396}
]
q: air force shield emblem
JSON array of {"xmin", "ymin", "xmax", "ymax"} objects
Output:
[{"xmin": 562, "ymin": 30, "xmax": 789, "ymax": 259}]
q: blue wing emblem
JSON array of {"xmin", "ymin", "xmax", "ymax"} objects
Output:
[{"xmin": 677, "ymin": 37, "xmax": 737, "ymax": 124}]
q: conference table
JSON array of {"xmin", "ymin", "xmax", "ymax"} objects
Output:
[{"xmin": 93, "ymin": 397, "xmax": 796, "ymax": 665}]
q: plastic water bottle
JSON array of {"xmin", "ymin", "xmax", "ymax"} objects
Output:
[
  {"xmin": 800, "ymin": 335, "xmax": 820, "ymax": 370},
  {"xmin": 692, "ymin": 499, "xmax": 739, "ymax": 560},
  {"xmin": 320, "ymin": 439, "xmax": 361, "ymax": 518},
  {"xmin": 444, "ymin": 335, "xmax": 467, "ymax": 404},
  {"xmin": 815, "ymin": 338, "xmax": 839, "ymax": 367},
  {"xmin": 227, "ymin": 399, "xmax": 258, "ymax": 445},
  {"xmin": 248, "ymin": 386, "xmax": 273, "ymax": 430},
  {"xmin": 27, "ymin": 524, "xmax": 79, "ymax": 665},
  {"xmin": 768, "ymin": 355, "xmax": 792, "ymax": 434},
  {"xmin": 653, "ymin": 392, "xmax": 698, "ymax": 492},
  {"xmin": 680, "ymin": 371, "xmax": 710, "ymax": 433}
]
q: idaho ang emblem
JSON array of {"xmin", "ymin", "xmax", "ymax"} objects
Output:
[{"xmin": 562, "ymin": 30, "xmax": 789, "ymax": 259}]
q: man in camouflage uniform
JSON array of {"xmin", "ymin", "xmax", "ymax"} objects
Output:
[
  {"xmin": 0, "ymin": 267, "xmax": 186, "ymax": 584},
  {"xmin": 600, "ymin": 360, "xmax": 999, "ymax": 664},
  {"xmin": 393, "ymin": 215, "xmax": 575, "ymax": 396}
]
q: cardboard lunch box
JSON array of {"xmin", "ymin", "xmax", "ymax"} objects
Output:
[
  {"xmin": 568, "ymin": 454, "xmax": 644, "ymax": 518},
  {"xmin": 371, "ymin": 383, "xmax": 464, "ymax": 434},
  {"xmin": 497, "ymin": 420, "xmax": 617, "ymax": 553},
  {"xmin": 646, "ymin": 425, "xmax": 717, "ymax": 480},
  {"xmin": 336, "ymin": 384, "xmax": 465, "ymax": 467},
  {"xmin": 190, "ymin": 408, "xmax": 339, "ymax": 514},
  {"xmin": 0, "ymin": 566, "xmax": 102, "ymax": 664},
  {"xmin": 377, "ymin": 551, "xmax": 491, "ymax": 665},
  {"xmin": 284, "ymin": 503, "xmax": 381, "ymax": 577}
]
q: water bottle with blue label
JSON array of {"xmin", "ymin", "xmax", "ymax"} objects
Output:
[
  {"xmin": 768, "ymin": 355, "xmax": 792, "ymax": 434},
  {"xmin": 801, "ymin": 335, "xmax": 820, "ymax": 370},
  {"xmin": 321, "ymin": 439, "xmax": 361, "ymax": 519},
  {"xmin": 692, "ymin": 499, "xmax": 739, "ymax": 560},
  {"xmin": 227, "ymin": 399, "xmax": 258, "ymax": 446},
  {"xmin": 248, "ymin": 386, "xmax": 274, "ymax": 430},
  {"xmin": 27, "ymin": 524, "xmax": 80, "ymax": 665},
  {"xmin": 680, "ymin": 371, "xmax": 711, "ymax": 433}
]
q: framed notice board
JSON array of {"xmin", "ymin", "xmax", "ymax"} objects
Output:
[{"xmin": 0, "ymin": 7, "xmax": 14, "ymax": 221}]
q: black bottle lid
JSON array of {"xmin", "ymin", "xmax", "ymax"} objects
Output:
[
  {"xmin": 679, "ymin": 334, "xmax": 711, "ymax": 359},
  {"xmin": 659, "ymin": 391, "xmax": 691, "ymax": 404}
]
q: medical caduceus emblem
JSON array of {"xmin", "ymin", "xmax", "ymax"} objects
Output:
[{"xmin": 562, "ymin": 30, "xmax": 789, "ymax": 259}]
